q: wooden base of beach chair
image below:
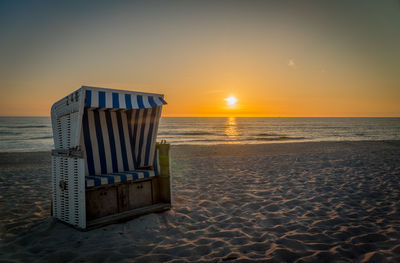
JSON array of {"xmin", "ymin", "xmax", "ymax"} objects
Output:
[
  {"xmin": 84, "ymin": 175, "xmax": 171, "ymax": 230},
  {"xmin": 85, "ymin": 202, "xmax": 171, "ymax": 230},
  {"xmin": 85, "ymin": 178, "xmax": 153, "ymax": 221}
]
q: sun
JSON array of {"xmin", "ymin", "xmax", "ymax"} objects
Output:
[{"xmin": 225, "ymin": 96, "xmax": 238, "ymax": 106}]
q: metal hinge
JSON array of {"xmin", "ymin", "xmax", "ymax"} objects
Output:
[{"xmin": 52, "ymin": 146, "xmax": 83, "ymax": 158}]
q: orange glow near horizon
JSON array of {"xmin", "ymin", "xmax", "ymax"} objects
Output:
[{"xmin": 0, "ymin": 84, "xmax": 399, "ymax": 117}]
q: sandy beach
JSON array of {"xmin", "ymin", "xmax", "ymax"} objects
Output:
[{"xmin": 1, "ymin": 141, "xmax": 400, "ymax": 262}]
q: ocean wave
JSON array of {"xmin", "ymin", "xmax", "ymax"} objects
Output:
[
  {"xmin": 252, "ymin": 136, "xmax": 306, "ymax": 141},
  {"xmin": 32, "ymin": 136, "xmax": 53, "ymax": 140},
  {"xmin": 167, "ymin": 136, "xmax": 307, "ymax": 144},
  {"xmin": 4, "ymin": 125, "xmax": 48, "ymax": 129},
  {"xmin": 5, "ymin": 136, "xmax": 53, "ymax": 141},
  {"xmin": 0, "ymin": 131, "xmax": 22, "ymax": 135},
  {"xmin": 256, "ymin": 133, "xmax": 286, "ymax": 137},
  {"xmin": 159, "ymin": 131, "xmax": 216, "ymax": 136},
  {"xmin": 185, "ymin": 139, "xmax": 223, "ymax": 142}
]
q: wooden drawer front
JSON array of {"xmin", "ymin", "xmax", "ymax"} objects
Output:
[
  {"xmin": 128, "ymin": 181, "xmax": 152, "ymax": 209},
  {"xmin": 118, "ymin": 184, "xmax": 130, "ymax": 212},
  {"xmin": 86, "ymin": 187, "xmax": 118, "ymax": 221}
]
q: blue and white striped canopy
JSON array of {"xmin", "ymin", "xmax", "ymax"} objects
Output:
[
  {"xmin": 84, "ymin": 88, "xmax": 167, "ymax": 110},
  {"xmin": 79, "ymin": 86, "xmax": 165, "ymax": 177}
]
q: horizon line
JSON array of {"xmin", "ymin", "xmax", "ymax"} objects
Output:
[{"xmin": 0, "ymin": 115, "xmax": 399, "ymax": 118}]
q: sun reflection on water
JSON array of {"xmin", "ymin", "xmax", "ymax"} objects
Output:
[{"xmin": 224, "ymin": 117, "xmax": 240, "ymax": 143}]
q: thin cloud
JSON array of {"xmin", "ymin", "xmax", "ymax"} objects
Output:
[
  {"xmin": 206, "ymin": 89, "xmax": 225, "ymax": 94},
  {"xmin": 288, "ymin": 59, "xmax": 296, "ymax": 69}
]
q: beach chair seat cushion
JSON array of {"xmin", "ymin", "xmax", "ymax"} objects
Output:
[{"xmin": 85, "ymin": 170, "xmax": 155, "ymax": 188}]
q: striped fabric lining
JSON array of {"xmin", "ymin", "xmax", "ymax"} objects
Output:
[
  {"xmin": 82, "ymin": 107, "xmax": 162, "ymax": 176},
  {"xmin": 85, "ymin": 90, "xmax": 167, "ymax": 110},
  {"xmin": 85, "ymin": 170, "xmax": 155, "ymax": 188}
]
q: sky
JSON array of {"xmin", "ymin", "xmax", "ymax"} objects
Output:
[{"xmin": 0, "ymin": 0, "xmax": 399, "ymax": 117}]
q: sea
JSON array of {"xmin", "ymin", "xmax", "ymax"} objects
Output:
[{"xmin": 0, "ymin": 117, "xmax": 399, "ymax": 152}]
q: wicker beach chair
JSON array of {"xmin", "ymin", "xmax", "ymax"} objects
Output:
[{"xmin": 50, "ymin": 86, "xmax": 171, "ymax": 230}]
